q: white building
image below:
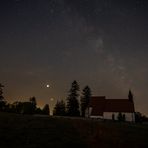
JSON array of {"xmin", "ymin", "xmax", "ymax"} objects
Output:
[{"xmin": 86, "ymin": 96, "xmax": 135, "ymax": 122}]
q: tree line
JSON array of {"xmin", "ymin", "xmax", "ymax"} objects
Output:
[
  {"xmin": 53, "ymin": 80, "xmax": 91, "ymax": 117},
  {"xmin": 0, "ymin": 81, "xmax": 91, "ymax": 117},
  {"xmin": 0, "ymin": 83, "xmax": 49, "ymax": 115},
  {"xmin": 1, "ymin": 81, "xmax": 148, "ymax": 123}
]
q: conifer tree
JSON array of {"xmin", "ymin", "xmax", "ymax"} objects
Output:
[
  {"xmin": 29, "ymin": 96, "xmax": 37, "ymax": 113},
  {"xmin": 0, "ymin": 83, "xmax": 4, "ymax": 101},
  {"xmin": 80, "ymin": 86, "xmax": 91, "ymax": 117},
  {"xmin": 53, "ymin": 100, "xmax": 66, "ymax": 116},
  {"xmin": 0, "ymin": 83, "xmax": 5, "ymax": 110},
  {"xmin": 42, "ymin": 104, "xmax": 50, "ymax": 115},
  {"xmin": 66, "ymin": 80, "xmax": 80, "ymax": 116}
]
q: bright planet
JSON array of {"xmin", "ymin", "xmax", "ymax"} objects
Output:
[{"xmin": 46, "ymin": 85, "xmax": 50, "ymax": 88}]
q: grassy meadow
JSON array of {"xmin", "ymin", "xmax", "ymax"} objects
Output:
[{"xmin": 0, "ymin": 112, "xmax": 148, "ymax": 148}]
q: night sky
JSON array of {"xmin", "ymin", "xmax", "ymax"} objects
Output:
[{"xmin": 0, "ymin": 0, "xmax": 148, "ymax": 115}]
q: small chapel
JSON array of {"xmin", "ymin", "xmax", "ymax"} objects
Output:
[{"xmin": 85, "ymin": 91, "xmax": 135, "ymax": 122}]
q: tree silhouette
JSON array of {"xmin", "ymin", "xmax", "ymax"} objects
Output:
[
  {"xmin": 117, "ymin": 112, "xmax": 123, "ymax": 121},
  {"xmin": 20, "ymin": 97, "xmax": 37, "ymax": 114},
  {"xmin": 66, "ymin": 80, "xmax": 80, "ymax": 116},
  {"xmin": 80, "ymin": 86, "xmax": 91, "ymax": 117},
  {"xmin": 117, "ymin": 112, "xmax": 126, "ymax": 122},
  {"xmin": 42, "ymin": 104, "xmax": 50, "ymax": 115},
  {"xmin": 0, "ymin": 83, "xmax": 4, "ymax": 101},
  {"xmin": 0, "ymin": 83, "xmax": 5, "ymax": 111},
  {"xmin": 112, "ymin": 114, "xmax": 115, "ymax": 121},
  {"xmin": 21, "ymin": 102, "xmax": 34, "ymax": 114},
  {"xmin": 29, "ymin": 96, "xmax": 37, "ymax": 114},
  {"xmin": 13, "ymin": 101, "xmax": 24, "ymax": 113},
  {"xmin": 35, "ymin": 107, "xmax": 43, "ymax": 114},
  {"xmin": 135, "ymin": 112, "xmax": 142, "ymax": 123},
  {"xmin": 53, "ymin": 100, "xmax": 66, "ymax": 116},
  {"xmin": 8, "ymin": 97, "xmax": 37, "ymax": 114}
]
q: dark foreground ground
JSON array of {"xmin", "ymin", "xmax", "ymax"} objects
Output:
[{"xmin": 0, "ymin": 112, "xmax": 148, "ymax": 148}]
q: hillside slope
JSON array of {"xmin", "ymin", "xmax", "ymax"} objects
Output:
[{"xmin": 0, "ymin": 113, "xmax": 148, "ymax": 148}]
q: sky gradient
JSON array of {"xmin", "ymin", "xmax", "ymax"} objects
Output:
[{"xmin": 0, "ymin": 0, "xmax": 148, "ymax": 115}]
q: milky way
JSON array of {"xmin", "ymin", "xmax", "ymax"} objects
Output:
[{"xmin": 0, "ymin": 0, "xmax": 148, "ymax": 115}]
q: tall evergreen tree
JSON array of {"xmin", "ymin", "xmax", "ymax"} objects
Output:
[
  {"xmin": 53, "ymin": 100, "xmax": 66, "ymax": 116},
  {"xmin": 21, "ymin": 102, "xmax": 33, "ymax": 114},
  {"xmin": 42, "ymin": 104, "xmax": 50, "ymax": 115},
  {"xmin": 0, "ymin": 83, "xmax": 4, "ymax": 101},
  {"xmin": 80, "ymin": 86, "xmax": 91, "ymax": 117},
  {"xmin": 0, "ymin": 83, "xmax": 5, "ymax": 111},
  {"xmin": 66, "ymin": 80, "xmax": 80, "ymax": 116},
  {"xmin": 29, "ymin": 96, "xmax": 37, "ymax": 113}
]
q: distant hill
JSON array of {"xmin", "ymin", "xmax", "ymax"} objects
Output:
[{"xmin": 0, "ymin": 112, "xmax": 148, "ymax": 148}]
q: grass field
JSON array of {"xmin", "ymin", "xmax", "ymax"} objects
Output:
[{"xmin": 0, "ymin": 112, "xmax": 148, "ymax": 148}]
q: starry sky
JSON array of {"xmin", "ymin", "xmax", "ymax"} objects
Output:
[{"xmin": 0, "ymin": 0, "xmax": 148, "ymax": 115}]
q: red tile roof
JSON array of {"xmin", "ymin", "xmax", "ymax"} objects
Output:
[
  {"xmin": 89, "ymin": 96, "xmax": 135, "ymax": 116},
  {"xmin": 90, "ymin": 96, "xmax": 106, "ymax": 116},
  {"xmin": 105, "ymin": 99, "xmax": 135, "ymax": 112}
]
